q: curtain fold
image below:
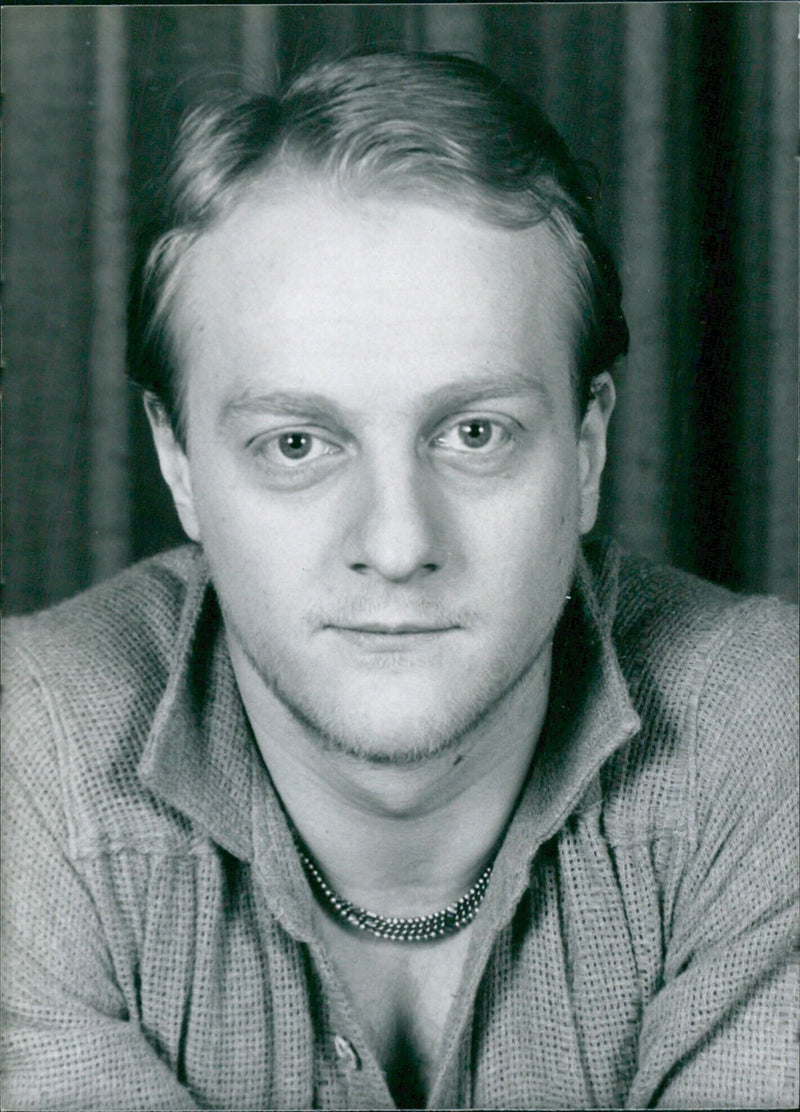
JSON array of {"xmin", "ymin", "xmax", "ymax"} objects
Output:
[
  {"xmin": 5, "ymin": 3, "xmax": 797, "ymax": 613},
  {"xmin": 89, "ymin": 6, "xmax": 131, "ymax": 584},
  {"xmin": 765, "ymin": 2, "xmax": 798, "ymax": 600},
  {"xmin": 615, "ymin": 3, "xmax": 671, "ymax": 564}
]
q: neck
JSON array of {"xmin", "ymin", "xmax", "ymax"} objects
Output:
[{"xmin": 230, "ymin": 640, "xmax": 552, "ymax": 918}]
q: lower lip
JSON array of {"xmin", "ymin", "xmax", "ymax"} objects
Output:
[{"xmin": 328, "ymin": 628, "xmax": 456, "ymax": 652}]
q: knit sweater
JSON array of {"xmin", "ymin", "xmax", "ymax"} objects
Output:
[{"xmin": 1, "ymin": 541, "xmax": 797, "ymax": 1110}]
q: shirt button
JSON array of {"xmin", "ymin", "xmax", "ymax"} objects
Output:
[
  {"xmin": 334, "ymin": 1033, "xmax": 361, "ymax": 1070},
  {"xmin": 621, "ymin": 710, "xmax": 640, "ymax": 736}
]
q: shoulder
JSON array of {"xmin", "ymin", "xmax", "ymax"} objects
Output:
[
  {"xmin": 593, "ymin": 543, "xmax": 797, "ymax": 841},
  {"xmin": 2, "ymin": 546, "xmax": 205, "ymax": 852},
  {"xmin": 3, "ymin": 545, "xmax": 200, "ymax": 711},
  {"xmin": 6, "ymin": 540, "xmax": 198, "ymax": 640},
  {"xmin": 611, "ymin": 546, "xmax": 796, "ymax": 659},
  {"xmin": 611, "ymin": 549, "xmax": 797, "ymax": 753}
]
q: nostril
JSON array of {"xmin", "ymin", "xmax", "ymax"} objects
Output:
[{"xmin": 350, "ymin": 563, "xmax": 369, "ymax": 574}]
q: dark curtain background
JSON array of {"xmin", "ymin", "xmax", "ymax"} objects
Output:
[{"xmin": 4, "ymin": 3, "xmax": 797, "ymax": 614}]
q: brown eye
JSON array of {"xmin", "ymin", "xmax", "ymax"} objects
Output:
[
  {"xmin": 457, "ymin": 420, "xmax": 493, "ymax": 449},
  {"xmin": 278, "ymin": 432, "xmax": 313, "ymax": 460}
]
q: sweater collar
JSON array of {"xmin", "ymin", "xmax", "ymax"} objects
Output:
[{"xmin": 138, "ymin": 540, "xmax": 640, "ymax": 926}]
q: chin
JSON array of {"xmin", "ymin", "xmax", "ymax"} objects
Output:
[
  {"xmin": 325, "ymin": 731, "xmax": 463, "ymax": 767},
  {"xmin": 276, "ymin": 675, "xmax": 469, "ymax": 764},
  {"xmin": 271, "ymin": 651, "xmax": 540, "ymax": 766}
]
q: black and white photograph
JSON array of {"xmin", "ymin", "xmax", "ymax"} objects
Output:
[{"xmin": 2, "ymin": 4, "xmax": 798, "ymax": 1109}]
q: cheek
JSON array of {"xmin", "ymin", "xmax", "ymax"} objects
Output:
[
  {"xmin": 447, "ymin": 483, "xmax": 577, "ymax": 635},
  {"xmin": 191, "ymin": 465, "xmax": 334, "ymax": 590},
  {"xmin": 463, "ymin": 455, "xmax": 580, "ymax": 554}
]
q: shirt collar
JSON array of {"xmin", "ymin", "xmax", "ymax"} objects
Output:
[
  {"xmin": 138, "ymin": 550, "xmax": 255, "ymax": 861},
  {"xmin": 482, "ymin": 541, "xmax": 641, "ymax": 925},
  {"xmin": 138, "ymin": 541, "xmax": 640, "ymax": 929}
]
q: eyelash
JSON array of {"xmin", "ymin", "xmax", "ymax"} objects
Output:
[
  {"xmin": 431, "ymin": 418, "xmax": 513, "ymax": 455},
  {"xmin": 253, "ymin": 430, "xmax": 343, "ymax": 467},
  {"xmin": 249, "ymin": 415, "xmax": 519, "ymax": 475}
]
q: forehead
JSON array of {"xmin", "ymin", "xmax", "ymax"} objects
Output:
[{"xmin": 171, "ymin": 190, "xmax": 582, "ymax": 415}]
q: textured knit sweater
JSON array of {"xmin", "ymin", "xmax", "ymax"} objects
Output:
[{"xmin": 1, "ymin": 541, "xmax": 797, "ymax": 1111}]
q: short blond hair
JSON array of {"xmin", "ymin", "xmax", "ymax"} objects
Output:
[{"xmin": 129, "ymin": 51, "xmax": 628, "ymax": 442}]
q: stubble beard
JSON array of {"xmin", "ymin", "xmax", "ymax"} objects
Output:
[{"xmin": 222, "ymin": 601, "xmax": 563, "ymax": 767}]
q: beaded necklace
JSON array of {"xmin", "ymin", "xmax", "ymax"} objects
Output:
[{"xmin": 295, "ymin": 840, "xmax": 494, "ymax": 943}]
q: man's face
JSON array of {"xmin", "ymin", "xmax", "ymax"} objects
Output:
[{"xmin": 151, "ymin": 190, "xmax": 612, "ymax": 763}]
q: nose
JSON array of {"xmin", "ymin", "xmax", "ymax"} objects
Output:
[{"xmin": 343, "ymin": 453, "xmax": 445, "ymax": 582}]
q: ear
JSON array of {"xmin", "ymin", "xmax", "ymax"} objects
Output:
[
  {"xmin": 143, "ymin": 394, "xmax": 201, "ymax": 543},
  {"xmin": 577, "ymin": 373, "xmax": 615, "ymax": 535}
]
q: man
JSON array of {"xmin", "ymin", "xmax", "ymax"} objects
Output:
[{"xmin": 2, "ymin": 52, "xmax": 797, "ymax": 1111}]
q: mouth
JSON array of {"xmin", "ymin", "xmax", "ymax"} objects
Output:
[
  {"xmin": 335, "ymin": 622, "xmax": 456, "ymax": 635},
  {"xmin": 324, "ymin": 623, "xmax": 459, "ymax": 651}
]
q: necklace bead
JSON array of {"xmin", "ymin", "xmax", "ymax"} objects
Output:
[{"xmin": 294, "ymin": 838, "xmax": 494, "ymax": 942}]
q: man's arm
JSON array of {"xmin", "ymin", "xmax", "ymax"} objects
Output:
[
  {"xmin": 1, "ymin": 656, "xmax": 202, "ymax": 1112},
  {"xmin": 626, "ymin": 598, "xmax": 799, "ymax": 1109}
]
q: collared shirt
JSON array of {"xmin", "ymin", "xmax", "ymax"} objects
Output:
[{"xmin": 2, "ymin": 541, "xmax": 798, "ymax": 1110}]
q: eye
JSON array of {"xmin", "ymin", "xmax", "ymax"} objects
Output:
[
  {"xmin": 253, "ymin": 429, "xmax": 342, "ymax": 467},
  {"xmin": 433, "ymin": 418, "xmax": 512, "ymax": 454},
  {"xmin": 278, "ymin": 431, "xmax": 314, "ymax": 460}
]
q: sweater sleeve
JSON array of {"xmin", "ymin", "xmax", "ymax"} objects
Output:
[
  {"xmin": 0, "ymin": 649, "xmax": 203, "ymax": 1112},
  {"xmin": 626, "ymin": 598, "xmax": 799, "ymax": 1109}
]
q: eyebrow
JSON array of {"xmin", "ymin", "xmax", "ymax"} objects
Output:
[
  {"xmin": 421, "ymin": 371, "xmax": 552, "ymax": 414},
  {"xmin": 219, "ymin": 391, "xmax": 349, "ymax": 430},
  {"xmin": 218, "ymin": 370, "xmax": 552, "ymax": 430}
]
